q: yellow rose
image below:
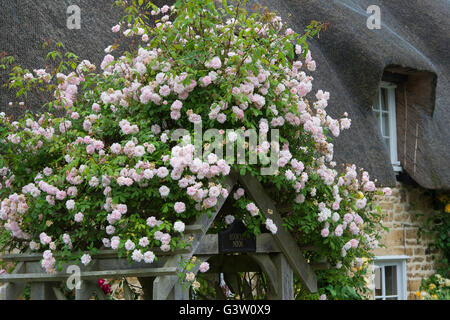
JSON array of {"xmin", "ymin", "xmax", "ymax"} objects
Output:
[
  {"xmin": 420, "ymin": 291, "xmax": 427, "ymax": 300},
  {"xmin": 432, "ymin": 294, "xmax": 438, "ymax": 300},
  {"xmin": 186, "ymin": 272, "xmax": 195, "ymax": 282},
  {"xmin": 192, "ymin": 281, "xmax": 201, "ymax": 290},
  {"xmin": 445, "ymin": 203, "xmax": 450, "ymax": 213},
  {"xmin": 415, "ymin": 291, "xmax": 421, "ymax": 297},
  {"xmin": 358, "ymin": 191, "xmax": 364, "ymax": 199},
  {"xmin": 429, "ymin": 283, "xmax": 436, "ymax": 290}
]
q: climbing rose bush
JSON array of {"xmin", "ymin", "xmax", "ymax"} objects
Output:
[{"xmin": 0, "ymin": 0, "xmax": 389, "ymax": 299}]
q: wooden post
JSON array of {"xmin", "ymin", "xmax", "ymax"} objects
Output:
[
  {"xmin": 268, "ymin": 254, "xmax": 293, "ymax": 300},
  {"xmin": 30, "ymin": 283, "xmax": 57, "ymax": 300},
  {"xmin": 152, "ymin": 259, "xmax": 181, "ymax": 300},
  {"xmin": 0, "ymin": 262, "xmax": 26, "ymax": 300},
  {"xmin": 153, "ymin": 172, "xmax": 238, "ymax": 300},
  {"xmin": 75, "ymin": 280, "xmax": 96, "ymax": 300},
  {"xmin": 0, "ymin": 282, "xmax": 25, "ymax": 300},
  {"xmin": 167, "ymin": 281, "xmax": 189, "ymax": 300}
]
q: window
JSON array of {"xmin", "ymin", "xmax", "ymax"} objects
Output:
[
  {"xmin": 373, "ymin": 256, "xmax": 408, "ymax": 300},
  {"xmin": 372, "ymin": 82, "xmax": 402, "ymax": 172}
]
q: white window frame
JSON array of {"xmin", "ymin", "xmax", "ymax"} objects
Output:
[
  {"xmin": 373, "ymin": 255, "xmax": 408, "ymax": 300},
  {"xmin": 372, "ymin": 82, "xmax": 402, "ymax": 172}
]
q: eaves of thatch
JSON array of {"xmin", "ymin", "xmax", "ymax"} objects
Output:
[{"xmin": 245, "ymin": 0, "xmax": 450, "ymax": 190}]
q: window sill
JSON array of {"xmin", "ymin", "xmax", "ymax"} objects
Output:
[
  {"xmin": 392, "ymin": 163, "xmax": 403, "ymax": 173},
  {"xmin": 373, "ymin": 255, "xmax": 409, "ymax": 261}
]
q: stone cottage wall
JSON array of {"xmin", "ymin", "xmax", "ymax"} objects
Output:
[{"xmin": 366, "ymin": 182, "xmax": 440, "ymax": 300}]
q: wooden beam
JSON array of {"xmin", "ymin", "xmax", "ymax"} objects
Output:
[
  {"xmin": 184, "ymin": 224, "xmax": 205, "ymax": 234},
  {"xmin": 195, "ymin": 233, "xmax": 281, "ymax": 255},
  {"xmin": 153, "ymin": 171, "xmax": 239, "ymax": 300},
  {"xmin": 0, "ymin": 247, "xmax": 191, "ymax": 262},
  {"xmin": 2, "ymin": 232, "xmax": 312, "ymax": 267},
  {"xmin": 194, "ymin": 234, "xmax": 218, "ymax": 255},
  {"xmin": 271, "ymin": 254, "xmax": 294, "ymax": 300},
  {"xmin": 0, "ymin": 262, "xmax": 26, "ymax": 300},
  {"xmin": 0, "ymin": 267, "xmax": 177, "ymax": 283},
  {"xmin": 237, "ymin": 170, "xmax": 318, "ymax": 293}
]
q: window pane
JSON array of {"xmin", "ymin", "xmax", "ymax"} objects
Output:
[
  {"xmin": 373, "ymin": 86, "xmax": 396, "ymax": 164},
  {"xmin": 380, "ymin": 88, "xmax": 389, "ymax": 111},
  {"xmin": 384, "ymin": 137, "xmax": 390, "ymax": 153},
  {"xmin": 382, "ymin": 113, "xmax": 390, "ymax": 137},
  {"xmin": 386, "ymin": 297, "xmax": 398, "ymax": 300},
  {"xmin": 385, "ymin": 265, "xmax": 397, "ymax": 296},
  {"xmin": 375, "ymin": 267, "xmax": 383, "ymax": 296}
]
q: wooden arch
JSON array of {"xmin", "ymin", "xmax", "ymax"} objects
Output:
[{"xmin": 0, "ymin": 170, "xmax": 324, "ymax": 300}]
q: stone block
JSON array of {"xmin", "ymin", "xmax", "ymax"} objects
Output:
[
  {"xmin": 408, "ymin": 279, "xmax": 421, "ymax": 292},
  {"xmin": 380, "ymin": 202, "xmax": 394, "ymax": 210},
  {"xmin": 394, "ymin": 204, "xmax": 405, "ymax": 212},
  {"xmin": 386, "ymin": 229, "xmax": 404, "ymax": 245},
  {"xmin": 405, "ymin": 229, "xmax": 418, "ymax": 239}
]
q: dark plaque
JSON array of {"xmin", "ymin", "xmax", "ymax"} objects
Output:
[{"xmin": 218, "ymin": 219, "xmax": 256, "ymax": 253}]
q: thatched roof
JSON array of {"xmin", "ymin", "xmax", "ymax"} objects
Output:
[
  {"xmin": 245, "ymin": 0, "xmax": 450, "ymax": 190},
  {"xmin": 0, "ymin": 0, "xmax": 124, "ymax": 116},
  {"xmin": 1, "ymin": 0, "xmax": 449, "ymax": 189}
]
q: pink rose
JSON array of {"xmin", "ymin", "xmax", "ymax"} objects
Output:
[
  {"xmin": 74, "ymin": 212, "xmax": 83, "ymax": 223},
  {"xmin": 199, "ymin": 262, "xmax": 210, "ymax": 273},
  {"xmin": 383, "ymin": 187, "xmax": 392, "ymax": 196},
  {"xmin": 112, "ymin": 25, "xmax": 120, "ymax": 33},
  {"xmin": 174, "ymin": 202, "xmax": 186, "ymax": 214}
]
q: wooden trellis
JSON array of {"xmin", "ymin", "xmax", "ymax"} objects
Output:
[{"xmin": 0, "ymin": 170, "xmax": 327, "ymax": 300}]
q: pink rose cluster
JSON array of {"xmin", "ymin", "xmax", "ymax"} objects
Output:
[{"xmin": 0, "ymin": 2, "xmax": 386, "ymax": 286}]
